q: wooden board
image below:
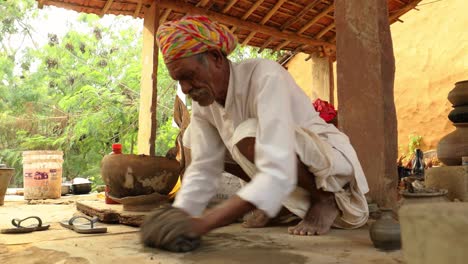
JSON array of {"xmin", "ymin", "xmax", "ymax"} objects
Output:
[{"xmin": 76, "ymin": 200, "xmax": 151, "ymax": 227}]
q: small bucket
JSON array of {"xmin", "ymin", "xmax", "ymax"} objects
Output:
[{"xmin": 23, "ymin": 151, "xmax": 63, "ymax": 200}]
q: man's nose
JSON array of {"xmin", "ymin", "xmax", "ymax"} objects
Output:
[{"xmin": 179, "ymin": 81, "xmax": 192, "ymax": 94}]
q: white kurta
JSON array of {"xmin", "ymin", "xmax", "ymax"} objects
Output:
[{"xmin": 173, "ymin": 58, "xmax": 369, "ymax": 228}]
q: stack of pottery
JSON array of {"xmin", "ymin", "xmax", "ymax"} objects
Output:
[{"xmin": 437, "ymin": 80, "xmax": 468, "ymax": 166}]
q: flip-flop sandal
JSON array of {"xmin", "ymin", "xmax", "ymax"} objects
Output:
[
  {"xmin": 1, "ymin": 216, "xmax": 50, "ymax": 234},
  {"xmin": 60, "ymin": 216, "xmax": 107, "ymax": 234}
]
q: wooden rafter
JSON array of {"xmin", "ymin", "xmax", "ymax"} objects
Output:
[
  {"xmin": 196, "ymin": 0, "xmax": 210, "ymax": 7},
  {"xmin": 101, "ymin": 0, "xmax": 114, "ymax": 16},
  {"xmin": 231, "ymin": 0, "xmax": 265, "ymax": 33},
  {"xmin": 280, "ymin": 0, "xmax": 322, "ymax": 31},
  {"xmin": 158, "ymin": 0, "xmax": 333, "ymax": 48},
  {"xmin": 389, "ymin": 0, "xmax": 422, "ymax": 22},
  {"xmin": 298, "ymin": 4, "xmax": 334, "ymax": 34},
  {"xmin": 259, "ymin": 0, "xmax": 322, "ymax": 53},
  {"xmin": 133, "ymin": 0, "xmax": 143, "ymax": 18},
  {"xmin": 315, "ymin": 23, "xmax": 334, "ymax": 39},
  {"xmin": 242, "ymin": 0, "xmax": 287, "ymax": 45},
  {"xmin": 160, "ymin": 8, "xmax": 172, "ymax": 24},
  {"xmin": 272, "ymin": 4, "xmax": 334, "ymax": 51},
  {"xmin": 222, "ymin": 0, "xmax": 239, "ymax": 13},
  {"xmin": 38, "ymin": 0, "xmax": 46, "ymax": 9}
]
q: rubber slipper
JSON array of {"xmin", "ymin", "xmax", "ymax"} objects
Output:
[
  {"xmin": 60, "ymin": 216, "xmax": 107, "ymax": 234},
  {"xmin": 1, "ymin": 216, "xmax": 50, "ymax": 234}
]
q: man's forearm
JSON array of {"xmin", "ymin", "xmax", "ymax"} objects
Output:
[{"xmin": 195, "ymin": 195, "xmax": 255, "ymax": 235}]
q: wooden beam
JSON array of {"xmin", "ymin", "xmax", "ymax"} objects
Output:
[
  {"xmin": 196, "ymin": 0, "xmax": 210, "ymax": 7},
  {"xmin": 389, "ymin": 0, "xmax": 422, "ymax": 22},
  {"xmin": 158, "ymin": 0, "xmax": 333, "ymax": 48},
  {"xmin": 315, "ymin": 23, "xmax": 334, "ymax": 39},
  {"xmin": 273, "ymin": 40, "xmax": 290, "ymax": 51},
  {"xmin": 38, "ymin": 0, "xmax": 46, "ymax": 9},
  {"xmin": 298, "ymin": 4, "xmax": 334, "ymax": 34},
  {"xmin": 280, "ymin": 0, "xmax": 322, "ymax": 31},
  {"xmin": 134, "ymin": 0, "xmax": 143, "ymax": 18},
  {"xmin": 260, "ymin": 0, "xmax": 287, "ymax": 24},
  {"xmin": 258, "ymin": 37, "xmax": 274, "ymax": 53},
  {"xmin": 137, "ymin": 1, "xmax": 160, "ymax": 156},
  {"xmin": 101, "ymin": 0, "xmax": 114, "ymax": 17},
  {"xmin": 260, "ymin": 0, "xmax": 322, "ymax": 52},
  {"xmin": 241, "ymin": 0, "xmax": 286, "ymax": 46},
  {"xmin": 160, "ymin": 8, "xmax": 172, "ymax": 24},
  {"xmin": 222, "ymin": 0, "xmax": 239, "ymax": 13}
]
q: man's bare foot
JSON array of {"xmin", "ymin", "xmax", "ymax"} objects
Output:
[
  {"xmin": 242, "ymin": 209, "xmax": 270, "ymax": 228},
  {"xmin": 288, "ymin": 194, "xmax": 339, "ymax": 236}
]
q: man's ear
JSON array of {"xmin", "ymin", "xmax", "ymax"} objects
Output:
[{"xmin": 207, "ymin": 49, "xmax": 225, "ymax": 68}]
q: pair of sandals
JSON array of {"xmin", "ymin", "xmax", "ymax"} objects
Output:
[{"xmin": 1, "ymin": 216, "xmax": 107, "ymax": 234}]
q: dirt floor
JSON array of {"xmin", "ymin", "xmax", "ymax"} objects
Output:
[{"xmin": 0, "ymin": 195, "xmax": 403, "ymax": 264}]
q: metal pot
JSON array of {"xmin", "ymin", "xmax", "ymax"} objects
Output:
[{"xmin": 71, "ymin": 182, "xmax": 92, "ymax": 195}]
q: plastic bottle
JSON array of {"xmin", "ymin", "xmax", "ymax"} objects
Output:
[{"xmin": 105, "ymin": 143, "xmax": 122, "ymax": 204}]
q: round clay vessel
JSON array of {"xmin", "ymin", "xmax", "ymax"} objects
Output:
[
  {"xmin": 437, "ymin": 123, "xmax": 468, "ymax": 166},
  {"xmin": 448, "ymin": 80, "xmax": 468, "ymax": 107},
  {"xmin": 369, "ymin": 208, "xmax": 401, "ymax": 251},
  {"xmin": 448, "ymin": 105, "xmax": 468, "ymax": 123},
  {"xmin": 400, "ymin": 189, "xmax": 450, "ymax": 206},
  {"xmin": 101, "ymin": 154, "xmax": 181, "ymax": 198}
]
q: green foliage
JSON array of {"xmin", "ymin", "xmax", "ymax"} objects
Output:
[
  {"xmin": 0, "ymin": 0, "xmax": 284, "ymax": 188},
  {"xmin": 408, "ymin": 134, "xmax": 423, "ymax": 156}
]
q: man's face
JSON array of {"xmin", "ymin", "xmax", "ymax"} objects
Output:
[{"xmin": 167, "ymin": 54, "xmax": 219, "ymax": 107}]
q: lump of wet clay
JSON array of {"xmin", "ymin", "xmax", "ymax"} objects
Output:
[{"xmin": 140, "ymin": 205, "xmax": 201, "ymax": 252}]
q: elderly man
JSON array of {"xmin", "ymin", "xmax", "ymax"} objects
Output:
[{"xmin": 141, "ymin": 15, "xmax": 369, "ymax": 251}]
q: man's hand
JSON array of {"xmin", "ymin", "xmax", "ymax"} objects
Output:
[
  {"xmin": 140, "ymin": 205, "xmax": 201, "ymax": 252},
  {"xmin": 196, "ymin": 195, "xmax": 256, "ymax": 233}
]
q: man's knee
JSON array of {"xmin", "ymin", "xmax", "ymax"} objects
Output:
[{"xmin": 235, "ymin": 137, "xmax": 256, "ymax": 162}]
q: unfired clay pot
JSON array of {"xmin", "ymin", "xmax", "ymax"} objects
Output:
[
  {"xmin": 400, "ymin": 189, "xmax": 450, "ymax": 206},
  {"xmin": 101, "ymin": 154, "xmax": 181, "ymax": 198},
  {"xmin": 369, "ymin": 208, "xmax": 401, "ymax": 251},
  {"xmin": 437, "ymin": 123, "xmax": 468, "ymax": 166},
  {"xmin": 0, "ymin": 168, "xmax": 14, "ymax": 206},
  {"xmin": 448, "ymin": 80, "xmax": 468, "ymax": 106}
]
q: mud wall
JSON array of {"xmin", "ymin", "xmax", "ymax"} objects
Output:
[{"xmin": 286, "ymin": 0, "xmax": 468, "ymax": 155}]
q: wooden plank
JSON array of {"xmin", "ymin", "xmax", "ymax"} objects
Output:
[
  {"xmin": 101, "ymin": 0, "xmax": 114, "ymax": 16},
  {"xmin": 316, "ymin": 23, "xmax": 335, "ymax": 39},
  {"xmin": 133, "ymin": 0, "xmax": 143, "ymax": 18},
  {"xmin": 158, "ymin": 0, "xmax": 333, "ymax": 48},
  {"xmin": 280, "ymin": 0, "xmax": 322, "ymax": 31},
  {"xmin": 38, "ymin": 0, "xmax": 46, "ymax": 9},
  {"xmin": 196, "ymin": 0, "xmax": 210, "ymax": 7},
  {"xmin": 222, "ymin": 0, "xmax": 239, "ymax": 13},
  {"xmin": 76, "ymin": 200, "xmax": 151, "ymax": 227},
  {"xmin": 298, "ymin": 4, "xmax": 335, "ymax": 34},
  {"xmin": 160, "ymin": 8, "xmax": 172, "ymax": 24}
]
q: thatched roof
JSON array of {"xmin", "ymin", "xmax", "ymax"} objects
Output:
[{"xmin": 36, "ymin": 0, "xmax": 421, "ymax": 57}]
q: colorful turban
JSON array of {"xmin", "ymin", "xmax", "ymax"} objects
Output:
[{"xmin": 156, "ymin": 15, "xmax": 237, "ymax": 64}]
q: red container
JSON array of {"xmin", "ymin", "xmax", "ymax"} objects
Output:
[{"xmin": 105, "ymin": 143, "xmax": 122, "ymax": 204}]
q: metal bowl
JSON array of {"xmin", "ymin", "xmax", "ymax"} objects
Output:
[{"xmin": 71, "ymin": 183, "xmax": 92, "ymax": 195}]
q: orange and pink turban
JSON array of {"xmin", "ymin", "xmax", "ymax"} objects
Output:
[{"xmin": 156, "ymin": 15, "xmax": 237, "ymax": 64}]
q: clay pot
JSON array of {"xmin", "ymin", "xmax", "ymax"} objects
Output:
[
  {"xmin": 400, "ymin": 189, "xmax": 450, "ymax": 206},
  {"xmin": 369, "ymin": 208, "xmax": 401, "ymax": 251},
  {"xmin": 101, "ymin": 154, "xmax": 180, "ymax": 198},
  {"xmin": 437, "ymin": 123, "xmax": 468, "ymax": 166},
  {"xmin": 0, "ymin": 168, "xmax": 14, "ymax": 206},
  {"xmin": 448, "ymin": 105, "xmax": 468, "ymax": 123},
  {"xmin": 448, "ymin": 80, "xmax": 468, "ymax": 107}
]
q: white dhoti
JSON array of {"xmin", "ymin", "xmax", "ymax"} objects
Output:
[{"xmin": 230, "ymin": 119, "xmax": 369, "ymax": 229}]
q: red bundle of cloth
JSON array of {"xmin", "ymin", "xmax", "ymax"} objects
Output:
[{"xmin": 313, "ymin": 98, "xmax": 337, "ymax": 123}]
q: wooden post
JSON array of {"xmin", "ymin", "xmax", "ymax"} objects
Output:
[
  {"xmin": 328, "ymin": 58, "xmax": 335, "ymax": 106},
  {"xmin": 137, "ymin": 1, "xmax": 160, "ymax": 156},
  {"xmin": 309, "ymin": 53, "xmax": 331, "ymax": 101},
  {"xmin": 335, "ymin": 0, "xmax": 398, "ymax": 208}
]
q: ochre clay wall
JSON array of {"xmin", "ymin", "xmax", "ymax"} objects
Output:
[{"xmin": 286, "ymin": 0, "xmax": 468, "ymax": 155}]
